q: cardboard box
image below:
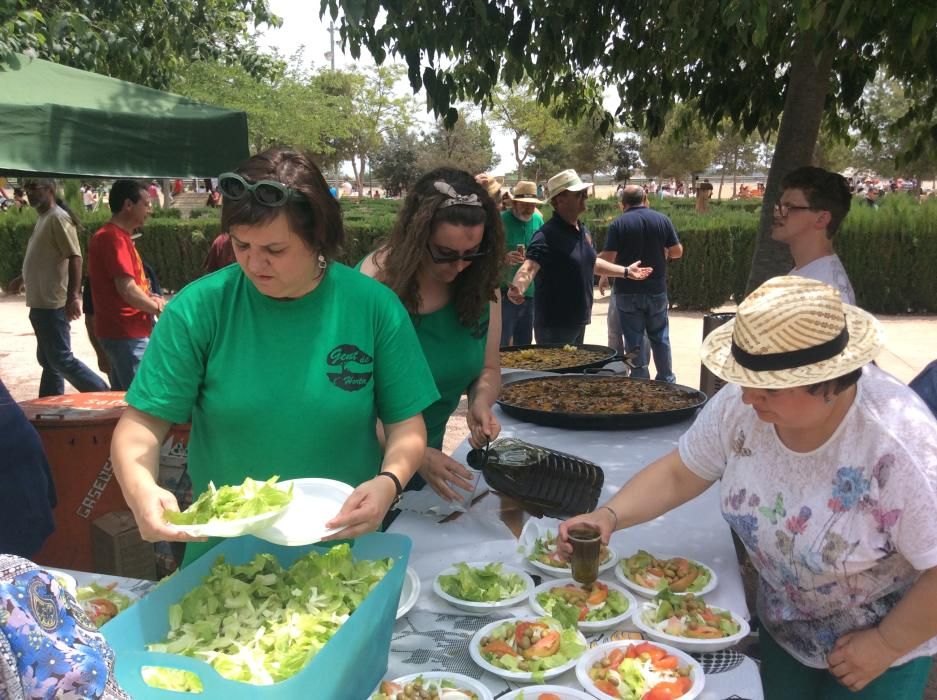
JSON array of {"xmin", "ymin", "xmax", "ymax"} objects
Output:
[{"xmin": 91, "ymin": 510, "xmax": 157, "ymax": 580}]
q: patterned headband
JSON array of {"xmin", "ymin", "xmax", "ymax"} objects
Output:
[{"xmin": 434, "ymin": 181, "xmax": 483, "ymax": 208}]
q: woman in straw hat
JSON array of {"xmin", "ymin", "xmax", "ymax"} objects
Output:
[
  {"xmin": 560, "ymin": 276, "xmax": 937, "ymax": 699},
  {"xmin": 359, "ymin": 167, "xmax": 504, "ymax": 503}
]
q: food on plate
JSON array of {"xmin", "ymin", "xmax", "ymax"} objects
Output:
[
  {"xmin": 164, "ymin": 475, "xmax": 292, "ymax": 525},
  {"xmin": 372, "ymin": 676, "xmax": 480, "ymax": 700},
  {"xmin": 586, "ymin": 643, "xmax": 695, "ymax": 699},
  {"xmin": 620, "ymin": 551, "xmax": 712, "ymax": 593},
  {"xmin": 147, "ymin": 544, "xmax": 392, "ymax": 685},
  {"xmin": 500, "ymin": 346, "xmax": 607, "ymax": 370},
  {"xmin": 642, "ymin": 589, "xmax": 741, "ymax": 639},
  {"xmin": 438, "ymin": 562, "xmax": 527, "ymax": 602},
  {"xmin": 141, "ymin": 667, "xmax": 204, "ymax": 693},
  {"xmin": 478, "ymin": 618, "xmax": 585, "ymax": 678},
  {"xmin": 514, "ymin": 693, "xmax": 564, "ymax": 700},
  {"xmin": 76, "ymin": 582, "xmax": 132, "ymax": 626},
  {"xmin": 529, "ymin": 531, "xmax": 610, "ymax": 569},
  {"xmin": 499, "ymin": 377, "xmax": 703, "ymax": 415},
  {"xmin": 536, "ymin": 581, "xmax": 630, "ymax": 627}
]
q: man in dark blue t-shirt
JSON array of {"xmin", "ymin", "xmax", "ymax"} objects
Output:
[{"xmin": 599, "ymin": 185, "xmax": 683, "ymax": 382}]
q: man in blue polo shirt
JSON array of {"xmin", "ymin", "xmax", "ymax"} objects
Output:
[
  {"xmin": 508, "ymin": 170, "xmax": 651, "ymax": 345},
  {"xmin": 599, "ymin": 185, "xmax": 682, "ymax": 382}
]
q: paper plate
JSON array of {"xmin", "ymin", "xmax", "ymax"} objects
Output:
[
  {"xmin": 171, "ymin": 483, "xmax": 292, "ymax": 539},
  {"xmin": 396, "ymin": 567, "xmax": 420, "ymax": 620},
  {"xmin": 254, "ymin": 478, "xmax": 354, "ymax": 546},
  {"xmin": 499, "ymin": 686, "xmax": 594, "ymax": 700},
  {"xmin": 433, "ymin": 562, "xmax": 534, "ymax": 613},
  {"xmin": 529, "ymin": 577, "xmax": 636, "ymax": 632},
  {"xmin": 469, "ymin": 617, "xmax": 587, "ymax": 682},
  {"xmin": 632, "ymin": 600, "xmax": 750, "ymax": 653},
  {"xmin": 371, "ymin": 671, "xmax": 494, "ymax": 700},
  {"xmin": 575, "ymin": 640, "xmax": 705, "ymax": 700},
  {"xmin": 614, "ymin": 553, "xmax": 717, "ymax": 598}
]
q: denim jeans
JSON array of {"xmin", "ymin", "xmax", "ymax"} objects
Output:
[
  {"xmin": 615, "ymin": 291, "xmax": 675, "ymax": 383},
  {"xmin": 500, "ymin": 294, "xmax": 534, "ymax": 346},
  {"xmin": 534, "ymin": 324, "xmax": 586, "ymax": 345},
  {"xmin": 99, "ymin": 337, "xmax": 149, "ymax": 391},
  {"xmin": 28, "ymin": 308, "xmax": 109, "ymax": 397}
]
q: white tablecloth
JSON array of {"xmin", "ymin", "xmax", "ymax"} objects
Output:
[{"xmin": 386, "ymin": 406, "xmax": 764, "ymax": 699}]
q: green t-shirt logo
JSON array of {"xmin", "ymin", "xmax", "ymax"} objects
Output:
[{"xmin": 326, "ymin": 344, "xmax": 374, "ymax": 391}]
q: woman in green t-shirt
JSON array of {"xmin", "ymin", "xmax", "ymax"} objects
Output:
[
  {"xmin": 359, "ymin": 168, "xmax": 505, "ymax": 503},
  {"xmin": 110, "ymin": 147, "xmax": 439, "ymax": 557}
]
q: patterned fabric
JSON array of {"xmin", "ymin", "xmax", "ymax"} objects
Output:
[
  {"xmin": 0, "ymin": 555, "xmax": 129, "ymax": 700},
  {"xmin": 679, "ymin": 366, "xmax": 937, "ymax": 668}
]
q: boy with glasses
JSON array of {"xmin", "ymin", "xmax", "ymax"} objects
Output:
[{"xmin": 772, "ymin": 166, "xmax": 856, "ymax": 304}]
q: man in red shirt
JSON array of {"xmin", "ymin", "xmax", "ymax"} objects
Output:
[{"xmin": 88, "ymin": 180, "xmax": 165, "ymax": 390}]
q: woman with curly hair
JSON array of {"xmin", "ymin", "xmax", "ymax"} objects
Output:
[{"xmin": 359, "ymin": 168, "xmax": 504, "ymax": 502}]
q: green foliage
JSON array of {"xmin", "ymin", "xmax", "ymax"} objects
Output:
[
  {"xmin": 371, "ymin": 129, "xmax": 421, "ymax": 196},
  {"xmin": 417, "ymin": 113, "xmax": 498, "ymax": 175}
]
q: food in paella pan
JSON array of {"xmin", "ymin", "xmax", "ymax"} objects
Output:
[
  {"xmin": 499, "ymin": 377, "xmax": 703, "ymax": 415},
  {"xmin": 500, "ymin": 345, "xmax": 608, "ymax": 370}
]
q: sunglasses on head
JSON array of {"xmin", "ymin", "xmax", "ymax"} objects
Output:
[
  {"xmin": 218, "ymin": 172, "xmax": 306, "ymax": 207},
  {"xmin": 425, "ymin": 241, "xmax": 489, "ymax": 263}
]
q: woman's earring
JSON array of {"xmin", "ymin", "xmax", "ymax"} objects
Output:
[
  {"xmin": 318, "ymin": 254, "xmax": 327, "ymax": 269},
  {"xmin": 824, "ymin": 395, "xmax": 834, "ymax": 404}
]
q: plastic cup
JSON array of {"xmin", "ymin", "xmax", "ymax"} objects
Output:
[{"xmin": 569, "ymin": 526, "xmax": 602, "ymax": 585}]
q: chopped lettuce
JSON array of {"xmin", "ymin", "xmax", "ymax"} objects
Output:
[
  {"xmin": 147, "ymin": 544, "xmax": 392, "ymax": 685},
  {"xmin": 438, "ymin": 562, "xmax": 526, "ymax": 602},
  {"xmin": 76, "ymin": 582, "xmax": 132, "ymax": 626},
  {"xmin": 165, "ymin": 476, "xmax": 292, "ymax": 525},
  {"xmin": 141, "ymin": 666, "xmax": 204, "ymax": 693},
  {"xmin": 479, "ymin": 617, "xmax": 585, "ymax": 678}
]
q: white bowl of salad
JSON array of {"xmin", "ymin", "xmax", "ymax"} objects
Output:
[
  {"xmin": 631, "ymin": 589, "xmax": 750, "ymax": 653},
  {"xmin": 470, "ymin": 616, "xmax": 587, "ymax": 682},
  {"xmin": 371, "ymin": 672, "xmax": 493, "ymax": 700},
  {"xmin": 614, "ymin": 550, "xmax": 716, "ymax": 598},
  {"xmin": 168, "ymin": 475, "xmax": 295, "ymax": 538},
  {"xmin": 575, "ymin": 640, "xmax": 704, "ymax": 700},
  {"xmin": 434, "ymin": 562, "xmax": 534, "ymax": 612},
  {"xmin": 499, "ymin": 685, "xmax": 595, "ymax": 700},
  {"xmin": 525, "ymin": 530, "xmax": 617, "ymax": 578},
  {"xmin": 529, "ymin": 578, "xmax": 636, "ymax": 632}
]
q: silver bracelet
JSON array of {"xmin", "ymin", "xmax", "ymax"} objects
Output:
[{"xmin": 600, "ymin": 505, "xmax": 619, "ymax": 531}]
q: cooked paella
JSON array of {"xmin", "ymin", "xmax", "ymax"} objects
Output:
[
  {"xmin": 500, "ymin": 345, "xmax": 609, "ymax": 370},
  {"xmin": 499, "ymin": 376, "xmax": 704, "ymax": 414}
]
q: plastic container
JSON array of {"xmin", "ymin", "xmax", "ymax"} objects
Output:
[{"xmin": 102, "ymin": 532, "xmax": 411, "ymax": 699}]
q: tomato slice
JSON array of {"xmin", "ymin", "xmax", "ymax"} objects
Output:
[
  {"xmin": 594, "ymin": 679, "xmax": 620, "ymax": 697},
  {"xmin": 606, "ymin": 648, "xmax": 625, "ymax": 667},
  {"xmin": 633, "ymin": 642, "xmax": 667, "ymax": 662},
  {"xmin": 653, "ymin": 654, "xmax": 680, "ymax": 671}
]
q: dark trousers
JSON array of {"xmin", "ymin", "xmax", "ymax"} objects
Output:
[
  {"xmin": 615, "ymin": 291, "xmax": 675, "ymax": 383},
  {"xmin": 534, "ymin": 324, "xmax": 586, "ymax": 345},
  {"xmin": 28, "ymin": 307, "xmax": 108, "ymax": 396},
  {"xmin": 500, "ymin": 294, "xmax": 534, "ymax": 346}
]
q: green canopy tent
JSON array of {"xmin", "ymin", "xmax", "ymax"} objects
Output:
[{"xmin": 0, "ymin": 54, "xmax": 249, "ymax": 179}]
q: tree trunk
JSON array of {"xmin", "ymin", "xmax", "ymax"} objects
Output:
[
  {"xmin": 718, "ymin": 166, "xmax": 726, "ymax": 200},
  {"xmin": 745, "ymin": 33, "xmax": 835, "ymax": 295}
]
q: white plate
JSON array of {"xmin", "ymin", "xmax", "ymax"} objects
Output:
[
  {"xmin": 529, "ymin": 577, "xmax": 637, "ymax": 632},
  {"xmin": 172, "ymin": 481, "xmax": 293, "ymax": 538},
  {"xmin": 469, "ymin": 617, "xmax": 587, "ymax": 682},
  {"xmin": 614, "ymin": 554, "xmax": 717, "ymax": 598},
  {"xmin": 433, "ymin": 562, "xmax": 534, "ymax": 612},
  {"xmin": 254, "ymin": 478, "xmax": 354, "ymax": 546},
  {"xmin": 43, "ymin": 568, "xmax": 78, "ymax": 597},
  {"xmin": 575, "ymin": 640, "xmax": 704, "ymax": 700},
  {"xmin": 632, "ymin": 601, "xmax": 750, "ymax": 653},
  {"xmin": 499, "ymin": 686, "xmax": 594, "ymax": 700},
  {"xmin": 396, "ymin": 567, "xmax": 420, "ymax": 620},
  {"xmin": 371, "ymin": 671, "xmax": 493, "ymax": 700}
]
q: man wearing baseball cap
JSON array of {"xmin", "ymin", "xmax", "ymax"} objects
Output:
[
  {"xmin": 508, "ymin": 169, "xmax": 651, "ymax": 345},
  {"xmin": 500, "ymin": 180, "xmax": 543, "ymax": 346}
]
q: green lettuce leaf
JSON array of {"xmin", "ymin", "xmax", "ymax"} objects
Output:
[{"xmin": 165, "ymin": 476, "xmax": 292, "ymax": 525}]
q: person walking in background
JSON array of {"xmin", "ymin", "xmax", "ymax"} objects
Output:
[
  {"xmin": 88, "ymin": 180, "xmax": 165, "ymax": 390},
  {"xmin": 600, "ymin": 185, "xmax": 682, "ymax": 382},
  {"xmin": 499, "ymin": 180, "xmax": 543, "ymax": 346},
  {"xmin": 15, "ymin": 179, "xmax": 108, "ymax": 397}
]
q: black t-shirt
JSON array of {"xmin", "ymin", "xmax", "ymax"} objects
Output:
[
  {"xmin": 526, "ymin": 214, "xmax": 597, "ymax": 327},
  {"xmin": 604, "ymin": 206, "xmax": 679, "ymax": 295}
]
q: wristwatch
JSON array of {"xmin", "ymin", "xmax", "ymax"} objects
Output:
[{"xmin": 377, "ymin": 471, "xmax": 403, "ymax": 508}]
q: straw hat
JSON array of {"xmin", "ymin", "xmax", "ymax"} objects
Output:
[
  {"xmin": 510, "ymin": 180, "xmax": 543, "ymax": 204},
  {"xmin": 701, "ymin": 276, "xmax": 884, "ymax": 389},
  {"xmin": 546, "ymin": 169, "xmax": 590, "ymax": 199},
  {"xmin": 474, "ymin": 172, "xmax": 504, "ymax": 198}
]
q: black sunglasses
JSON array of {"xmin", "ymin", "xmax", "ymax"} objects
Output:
[
  {"xmin": 218, "ymin": 172, "xmax": 306, "ymax": 207},
  {"xmin": 425, "ymin": 241, "xmax": 489, "ymax": 263}
]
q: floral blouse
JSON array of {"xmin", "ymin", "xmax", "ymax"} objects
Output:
[{"xmin": 679, "ymin": 366, "xmax": 937, "ymax": 668}]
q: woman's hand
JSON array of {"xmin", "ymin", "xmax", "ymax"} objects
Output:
[
  {"xmin": 126, "ymin": 482, "xmax": 204, "ymax": 543},
  {"xmin": 827, "ymin": 627, "xmax": 902, "ymax": 691},
  {"xmin": 467, "ymin": 402, "xmax": 500, "ymax": 448},
  {"xmin": 323, "ymin": 476, "xmax": 398, "ymax": 540},
  {"xmin": 420, "ymin": 448, "xmax": 476, "ymax": 503},
  {"xmin": 625, "ymin": 260, "xmax": 653, "ymax": 280},
  {"xmin": 557, "ymin": 508, "xmax": 617, "ymax": 556}
]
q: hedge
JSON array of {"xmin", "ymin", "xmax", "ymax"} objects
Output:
[{"xmin": 2, "ymin": 195, "xmax": 935, "ymax": 313}]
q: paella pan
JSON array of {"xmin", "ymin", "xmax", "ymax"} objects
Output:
[
  {"xmin": 497, "ymin": 375, "xmax": 708, "ymax": 429},
  {"xmin": 499, "ymin": 343, "xmax": 617, "ymax": 373}
]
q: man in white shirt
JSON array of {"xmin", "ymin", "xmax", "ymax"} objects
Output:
[{"xmin": 772, "ymin": 166, "xmax": 856, "ymax": 304}]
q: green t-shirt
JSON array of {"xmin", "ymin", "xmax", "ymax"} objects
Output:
[
  {"xmin": 500, "ymin": 209, "xmax": 544, "ymax": 297},
  {"xmin": 126, "ymin": 262, "xmax": 439, "ymax": 565}
]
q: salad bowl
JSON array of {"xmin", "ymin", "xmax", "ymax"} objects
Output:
[
  {"xmin": 631, "ymin": 592, "xmax": 749, "ymax": 653},
  {"xmin": 614, "ymin": 550, "xmax": 717, "ymax": 598},
  {"xmin": 433, "ymin": 562, "xmax": 534, "ymax": 612},
  {"xmin": 528, "ymin": 577, "xmax": 636, "ymax": 632},
  {"xmin": 469, "ymin": 616, "xmax": 587, "ymax": 682},
  {"xmin": 575, "ymin": 640, "xmax": 704, "ymax": 700},
  {"xmin": 498, "ymin": 686, "xmax": 595, "ymax": 700},
  {"xmin": 371, "ymin": 671, "xmax": 494, "ymax": 700}
]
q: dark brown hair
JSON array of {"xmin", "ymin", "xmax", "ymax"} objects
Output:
[
  {"xmin": 804, "ymin": 368, "xmax": 863, "ymax": 397},
  {"xmin": 376, "ymin": 167, "xmax": 503, "ymax": 327},
  {"xmin": 221, "ymin": 146, "xmax": 343, "ymax": 260},
  {"xmin": 781, "ymin": 166, "xmax": 852, "ymax": 238}
]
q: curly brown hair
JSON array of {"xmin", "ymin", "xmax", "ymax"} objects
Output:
[{"xmin": 376, "ymin": 167, "xmax": 504, "ymax": 327}]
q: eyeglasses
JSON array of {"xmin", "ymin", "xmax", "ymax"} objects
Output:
[
  {"xmin": 425, "ymin": 241, "xmax": 489, "ymax": 263},
  {"xmin": 218, "ymin": 172, "xmax": 306, "ymax": 207},
  {"xmin": 774, "ymin": 203, "xmax": 816, "ymax": 217}
]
